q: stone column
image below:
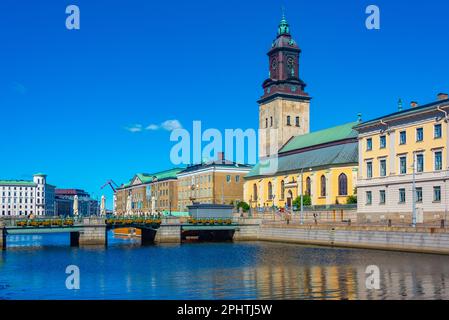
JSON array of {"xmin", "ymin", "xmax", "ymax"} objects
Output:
[
  {"xmin": 310, "ymin": 173, "xmax": 315, "ymax": 203},
  {"xmin": 259, "ymin": 183, "xmax": 264, "ymax": 208},
  {"xmin": 358, "ymin": 138, "xmax": 363, "ymax": 180},
  {"xmin": 326, "ymin": 170, "xmax": 332, "ymax": 205},
  {"xmin": 154, "ymin": 217, "xmax": 181, "ymax": 243},
  {"xmin": 0, "ymin": 220, "xmax": 5, "ymax": 250},
  {"xmin": 78, "ymin": 217, "xmax": 107, "ymax": 246},
  {"xmin": 272, "ymin": 177, "xmax": 278, "ymax": 207}
]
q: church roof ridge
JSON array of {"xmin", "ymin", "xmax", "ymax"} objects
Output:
[{"xmin": 279, "ymin": 121, "xmax": 359, "ymax": 153}]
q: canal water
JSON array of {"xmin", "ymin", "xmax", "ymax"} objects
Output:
[{"xmin": 1, "ymin": 231, "xmax": 449, "ymax": 300}]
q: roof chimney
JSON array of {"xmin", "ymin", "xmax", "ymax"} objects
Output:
[
  {"xmin": 217, "ymin": 152, "xmax": 225, "ymax": 163},
  {"xmin": 410, "ymin": 101, "xmax": 419, "ymax": 108},
  {"xmin": 438, "ymin": 93, "xmax": 448, "ymax": 101}
]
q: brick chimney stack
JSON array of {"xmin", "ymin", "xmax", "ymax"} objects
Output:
[
  {"xmin": 217, "ymin": 152, "xmax": 225, "ymax": 163},
  {"xmin": 438, "ymin": 93, "xmax": 448, "ymax": 101}
]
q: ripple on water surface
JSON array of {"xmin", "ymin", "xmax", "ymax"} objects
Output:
[{"xmin": 1, "ymin": 232, "xmax": 449, "ymax": 299}]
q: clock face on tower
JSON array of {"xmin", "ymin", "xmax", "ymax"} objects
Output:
[{"xmin": 287, "ymin": 56, "xmax": 295, "ymax": 68}]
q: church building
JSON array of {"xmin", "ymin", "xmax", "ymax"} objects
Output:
[{"xmin": 244, "ymin": 15, "xmax": 359, "ymax": 209}]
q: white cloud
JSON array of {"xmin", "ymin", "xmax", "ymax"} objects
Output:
[
  {"xmin": 160, "ymin": 120, "xmax": 183, "ymax": 131},
  {"xmin": 125, "ymin": 124, "xmax": 143, "ymax": 133},
  {"xmin": 11, "ymin": 81, "xmax": 27, "ymax": 95},
  {"xmin": 146, "ymin": 124, "xmax": 159, "ymax": 130},
  {"xmin": 125, "ymin": 119, "xmax": 183, "ymax": 133}
]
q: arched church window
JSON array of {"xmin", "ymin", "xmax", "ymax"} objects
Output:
[
  {"xmin": 253, "ymin": 184, "xmax": 258, "ymax": 201},
  {"xmin": 338, "ymin": 173, "xmax": 348, "ymax": 196},
  {"xmin": 306, "ymin": 177, "xmax": 311, "ymax": 196},
  {"xmin": 280, "ymin": 180, "xmax": 285, "ymax": 199},
  {"xmin": 268, "ymin": 182, "xmax": 273, "ymax": 200},
  {"xmin": 320, "ymin": 175, "xmax": 326, "ymax": 197}
]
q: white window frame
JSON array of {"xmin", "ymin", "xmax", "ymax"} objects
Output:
[
  {"xmin": 415, "ymin": 152, "xmax": 425, "ymax": 173},
  {"xmin": 398, "ymin": 155, "xmax": 407, "ymax": 175},
  {"xmin": 379, "ymin": 157, "xmax": 387, "ymax": 177},
  {"xmin": 433, "ymin": 149, "xmax": 443, "ymax": 171},
  {"xmin": 366, "ymin": 160, "xmax": 373, "ymax": 179},
  {"xmin": 416, "ymin": 127, "xmax": 424, "ymax": 142},
  {"xmin": 434, "ymin": 123, "xmax": 442, "ymax": 139}
]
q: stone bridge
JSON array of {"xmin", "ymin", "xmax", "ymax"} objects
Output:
[{"xmin": 0, "ymin": 216, "xmax": 262, "ymax": 249}]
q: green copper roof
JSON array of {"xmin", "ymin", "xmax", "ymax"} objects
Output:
[
  {"xmin": 279, "ymin": 122, "xmax": 359, "ymax": 153},
  {"xmin": 134, "ymin": 168, "xmax": 183, "ymax": 185},
  {"xmin": 246, "ymin": 141, "xmax": 358, "ymax": 179},
  {"xmin": 278, "ymin": 14, "xmax": 290, "ymax": 36},
  {"xmin": 121, "ymin": 180, "xmax": 132, "ymax": 188},
  {"xmin": 0, "ymin": 180, "xmax": 37, "ymax": 186},
  {"xmin": 118, "ymin": 168, "xmax": 183, "ymax": 190}
]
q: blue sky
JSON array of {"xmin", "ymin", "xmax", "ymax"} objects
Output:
[{"xmin": 1, "ymin": 0, "xmax": 448, "ymax": 208}]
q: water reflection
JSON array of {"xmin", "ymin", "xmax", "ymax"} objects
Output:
[{"xmin": 0, "ymin": 234, "xmax": 449, "ymax": 299}]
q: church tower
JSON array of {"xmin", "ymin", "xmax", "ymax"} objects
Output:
[{"xmin": 258, "ymin": 14, "xmax": 310, "ymax": 158}]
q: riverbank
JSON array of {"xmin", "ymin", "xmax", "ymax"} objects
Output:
[{"xmin": 234, "ymin": 221, "xmax": 449, "ymax": 255}]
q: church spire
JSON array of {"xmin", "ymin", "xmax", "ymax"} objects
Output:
[
  {"xmin": 259, "ymin": 9, "xmax": 308, "ymax": 102},
  {"xmin": 277, "ymin": 9, "xmax": 290, "ymax": 36}
]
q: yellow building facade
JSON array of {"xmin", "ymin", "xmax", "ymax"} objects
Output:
[
  {"xmin": 177, "ymin": 153, "xmax": 252, "ymax": 211},
  {"xmin": 114, "ymin": 168, "xmax": 182, "ymax": 215},
  {"xmin": 244, "ymin": 122, "xmax": 359, "ymax": 209},
  {"xmin": 355, "ymin": 94, "xmax": 449, "ymax": 221}
]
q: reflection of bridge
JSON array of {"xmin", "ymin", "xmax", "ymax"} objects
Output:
[{"xmin": 0, "ymin": 216, "xmax": 261, "ymax": 249}]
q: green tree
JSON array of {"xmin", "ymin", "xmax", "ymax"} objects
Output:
[
  {"xmin": 346, "ymin": 195, "xmax": 357, "ymax": 204},
  {"xmin": 236, "ymin": 201, "xmax": 250, "ymax": 212},
  {"xmin": 293, "ymin": 195, "xmax": 311, "ymax": 207}
]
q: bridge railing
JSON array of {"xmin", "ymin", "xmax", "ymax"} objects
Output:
[
  {"xmin": 105, "ymin": 216, "xmax": 162, "ymax": 226},
  {"xmin": 1, "ymin": 216, "xmax": 78, "ymax": 228},
  {"xmin": 185, "ymin": 217, "xmax": 235, "ymax": 225}
]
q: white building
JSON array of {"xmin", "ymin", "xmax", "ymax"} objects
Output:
[
  {"xmin": 0, "ymin": 173, "xmax": 56, "ymax": 216},
  {"xmin": 354, "ymin": 94, "xmax": 449, "ymax": 222}
]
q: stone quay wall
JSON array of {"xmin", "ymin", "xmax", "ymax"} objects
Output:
[{"xmin": 246, "ymin": 224, "xmax": 449, "ymax": 255}]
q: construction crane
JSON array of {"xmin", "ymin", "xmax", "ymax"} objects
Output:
[{"xmin": 101, "ymin": 180, "xmax": 119, "ymax": 193}]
